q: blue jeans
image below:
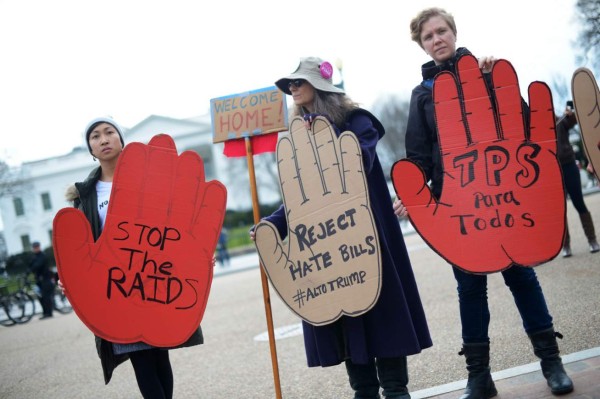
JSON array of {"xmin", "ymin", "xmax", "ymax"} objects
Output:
[
  {"xmin": 562, "ymin": 161, "xmax": 589, "ymax": 214},
  {"xmin": 452, "ymin": 266, "xmax": 553, "ymax": 343}
]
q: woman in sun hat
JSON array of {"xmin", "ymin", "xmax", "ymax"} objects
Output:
[{"xmin": 253, "ymin": 57, "xmax": 432, "ymax": 398}]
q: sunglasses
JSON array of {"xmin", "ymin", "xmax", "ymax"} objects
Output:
[{"xmin": 288, "ymin": 79, "xmax": 306, "ymax": 90}]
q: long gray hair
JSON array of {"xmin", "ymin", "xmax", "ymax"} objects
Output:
[{"xmin": 293, "ymin": 90, "xmax": 359, "ymax": 129}]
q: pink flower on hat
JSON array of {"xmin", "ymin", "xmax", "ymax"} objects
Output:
[{"xmin": 319, "ymin": 61, "xmax": 334, "ymax": 79}]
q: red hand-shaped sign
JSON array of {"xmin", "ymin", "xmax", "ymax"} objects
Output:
[
  {"xmin": 392, "ymin": 55, "xmax": 565, "ymax": 273},
  {"xmin": 53, "ymin": 135, "xmax": 227, "ymax": 346}
]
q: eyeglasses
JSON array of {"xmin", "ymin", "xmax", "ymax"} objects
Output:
[{"xmin": 288, "ymin": 79, "xmax": 306, "ymax": 90}]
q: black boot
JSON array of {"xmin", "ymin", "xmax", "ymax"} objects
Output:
[
  {"xmin": 345, "ymin": 359, "xmax": 381, "ymax": 399},
  {"xmin": 529, "ymin": 328, "xmax": 574, "ymax": 395},
  {"xmin": 376, "ymin": 357, "xmax": 410, "ymax": 398},
  {"xmin": 562, "ymin": 225, "xmax": 572, "ymax": 258},
  {"xmin": 459, "ymin": 343, "xmax": 497, "ymax": 399}
]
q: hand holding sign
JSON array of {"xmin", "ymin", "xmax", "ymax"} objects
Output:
[
  {"xmin": 392, "ymin": 55, "xmax": 564, "ymax": 273},
  {"xmin": 255, "ymin": 116, "xmax": 381, "ymax": 326},
  {"xmin": 53, "ymin": 134, "xmax": 227, "ymax": 346},
  {"xmin": 572, "ymin": 68, "xmax": 600, "ymax": 182}
]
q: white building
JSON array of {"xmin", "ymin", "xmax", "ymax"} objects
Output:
[{"xmin": 0, "ymin": 114, "xmax": 280, "ymax": 256}]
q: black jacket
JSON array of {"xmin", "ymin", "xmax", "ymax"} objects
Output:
[
  {"xmin": 68, "ymin": 166, "xmax": 203, "ymax": 384},
  {"xmin": 405, "ymin": 47, "xmax": 472, "ymax": 199},
  {"xmin": 29, "ymin": 251, "xmax": 52, "ymax": 283},
  {"xmin": 405, "ymin": 48, "xmax": 532, "ymax": 199},
  {"xmin": 555, "ymin": 114, "xmax": 578, "ymax": 165}
]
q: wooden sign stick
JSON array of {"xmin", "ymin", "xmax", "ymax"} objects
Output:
[{"xmin": 245, "ymin": 136, "xmax": 283, "ymax": 399}]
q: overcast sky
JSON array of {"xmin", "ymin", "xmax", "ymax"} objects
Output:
[{"xmin": 0, "ymin": 0, "xmax": 582, "ymax": 166}]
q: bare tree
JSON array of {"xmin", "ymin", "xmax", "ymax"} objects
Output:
[
  {"xmin": 0, "ymin": 159, "xmax": 24, "ymax": 198},
  {"xmin": 575, "ymin": 0, "xmax": 600, "ymax": 72},
  {"xmin": 254, "ymin": 152, "xmax": 281, "ymax": 201},
  {"xmin": 221, "ymin": 147, "xmax": 281, "ymax": 209},
  {"xmin": 550, "ymin": 73, "xmax": 570, "ymax": 112},
  {"xmin": 0, "ymin": 159, "xmax": 25, "ymax": 265},
  {"xmin": 371, "ymin": 94, "xmax": 411, "ymax": 174}
]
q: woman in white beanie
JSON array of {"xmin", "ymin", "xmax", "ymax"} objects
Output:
[{"xmin": 62, "ymin": 117, "xmax": 203, "ymax": 399}]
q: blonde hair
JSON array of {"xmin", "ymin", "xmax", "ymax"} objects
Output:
[{"xmin": 410, "ymin": 7, "xmax": 457, "ymax": 49}]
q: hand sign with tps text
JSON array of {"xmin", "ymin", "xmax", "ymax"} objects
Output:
[
  {"xmin": 255, "ymin": 116, "xmax": 381, "ymax": 326},
  {"xmin": 53, "ymin": 134, "xmax": 227, "ymax": 346},
  {"xmin": 392, "ymin": 55, "xmax": 565, "ymax": 273}
]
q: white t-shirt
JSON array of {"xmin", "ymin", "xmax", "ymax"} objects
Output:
[
  {"xmin": 96, "ymin": 181, "xmax": 112, "ymax": 230},
  {"xmin": 95, "ymin": 180, "xmax": 154, "ymax": 354}
]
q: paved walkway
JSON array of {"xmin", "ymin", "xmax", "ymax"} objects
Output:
[
  {"xmin": 216, "ymin": 239, "xmax": 600, "ymax": 398},
  {"xmin": 1, "ymin": 190, "xmax": 598, "ymax": 398},
  {"xmin": 413, "ymin": 348, "xmax": 600, "ymax": 398},
  {"xmin": 211, "ymin": 190, "xmax": 600, "ymax": 399}
]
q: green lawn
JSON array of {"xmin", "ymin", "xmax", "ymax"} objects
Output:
[{"xmin": 225, "ymin": 225, "xmax": 254, "ymax": 249}]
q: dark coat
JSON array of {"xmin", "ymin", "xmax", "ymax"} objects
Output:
[
  {"xmin": 406, "ymin": 47, "xmax": 532, "ymax": 200},
  {"xmin": 406, "ymin": 47, "xmax": 473, "ymax": 199},
  {"xmin": 263, "ymin": 109, "xmax": 432, "ymax": 367},
  {"xmin": 68, "ymin": 166, "xmax": 203, "ymax": 384},
  {"xmin": 555, "ymin": 114, "xmax": 578, "ymax": 165},
  {"xmin": 29, "ymin": 251, "xmax": 52, "ymax": 283}
]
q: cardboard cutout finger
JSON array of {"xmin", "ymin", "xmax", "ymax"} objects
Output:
[
  {"xmin": 457, "ymin": 56, "xmax": 497, "ymax": 143},
  {"xmin": 289, "ymin": 118, "xmax": 321, "ymax": 203},
  {"xmin": 433, "ymin": 72, "xmax": 469, "ymax": 172},
  {"xmin": 311, "ymin": 116, "xmax": 344, "ymax": 195},
  {"xmin": 54, "ymin": 134, "xmax": 227, "ymax": 347},
  {"xmin": 339, "ymin": 131, "xmax": 367, "ymax": 194},
  {"xmin": 109, "ymin": 143, "xmax": 146, "ymax": 218},
  {"xmin": 255, "ymin": 116, "xmax": 381, "ymax": 326},
  {"xmin": 392, "ymin": 159, "xmax": 437, "ymax": 212},
  {"xmin": 392, "ymin": 55, "xmax": 564, "ymax": 273},
  {"xmin": 142, "ymin": 139, "xmax": 177, "ymax": 220},
  {"xmin": 53, "ymin": 208, "xmax": 94, "ymax": 274},
  {"xmin": 171, "ymin": 152, "xmax": 205, "ymax": 228},
  {"xmin": 255, "ymin": 221, "xmax": 287, "ymax": 266},
  {"xmin": 194, "ymin": 182, "xmax": 228, "ymax": 254},
  {"xmin": 491, "ymin": 60, "xmax": 526, "ymax": 140},
  {"xmin": 277, "ymin": 136, "xmax": 306, "ymax": 212},
  {"xmin": 572, "ymin": 68, "xmax": 600, "ymax": 181},
  {"xmin": 528, "ymin": 82, "xmax": 557, "ymax": 148}
]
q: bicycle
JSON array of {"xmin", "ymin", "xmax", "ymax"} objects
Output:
[
  {"xmin": 51, "ymin": 274, "xmax": 72, "ymax": 314},
  {"xmin": 20, "ymin": 274, "xmax": 72, "ymax": 315},
  {"xmin": 0, "ymin": 281, "xmax": 36, "ymax": 326}
]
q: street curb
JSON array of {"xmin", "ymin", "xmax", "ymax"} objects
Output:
[{"xmin": 411, "ymin": 347, "xmax": 600, "ymax": 398}]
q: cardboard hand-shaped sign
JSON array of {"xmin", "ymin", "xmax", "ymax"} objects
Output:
[
  {"xmin": 392, "ymin": 55, "xmax": 565, "ymax": 274},
  {"xmin": 255, "ymin": 116, "xmax": 381, "ymax": 326},
  {"xmin": 572, "ymin": 68, "xmax": 600, "ymax": 182},
  {"xmin": 53, "ymin": 134, "xmax": 227, "ymax": 347}
]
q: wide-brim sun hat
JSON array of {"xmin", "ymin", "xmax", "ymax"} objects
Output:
[{"xmin": 275, "ymin": 57, "xmax": 345, "ymax": 95}]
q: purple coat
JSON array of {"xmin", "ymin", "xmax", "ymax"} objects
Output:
[{"xmin": 263, "ymin": 109, "xmax": 432, "ymax": 367}]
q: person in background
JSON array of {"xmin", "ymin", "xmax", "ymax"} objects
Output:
[
  {"xmin": 394, "ymin": 8, "xmax": 573, "ymax": 397},
  {"xmin": 252, "ymin": 57, "xmax": 432, "ymax": 399},
  {"xmin": 216, "ymin": 228, "xmax": 231, "ymax": 267},
  {"xmin": 555, "ymin": 105, "xmax": 600, "ymax": 257},
  {"xmin": 61, "ymin": 116, "xmax": 203, "ymax": 399},
  {"xmin": 28, "ymin": 241, "xmax": 54, "ymax": 319}
]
